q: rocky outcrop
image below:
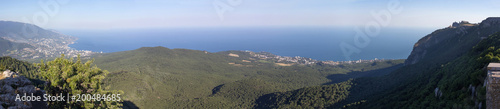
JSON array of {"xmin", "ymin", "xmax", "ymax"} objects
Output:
[
  {"xmin": 449, "ymin": 21, "xmax": 476, "ymax": 28},
  {"xmin": 481, "ymin": 17, "xmax": 500, "ymax": 28},
  {"xmin": 405, "ymin": 17, "xmax": 500, "ymax": 65},
  {"xmin": 434, "ymin": 87, "xmax": 443, "ymax": 99},
  {"xmin": 1, "ymin": 70, "xmax": 17, "ymax": 78},
  {"xmin": 0, "ymin": 70, "xmax": 46, "ymax": 109}
]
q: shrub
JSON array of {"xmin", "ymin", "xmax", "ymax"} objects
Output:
[{"xmin": 37, "ymin": 54, "xmax": 123, "ymax": 108}]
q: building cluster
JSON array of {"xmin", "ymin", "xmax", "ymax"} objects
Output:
[{"xmin": 246, "ymin": 51, "xmax": 386, "ymax": 66}]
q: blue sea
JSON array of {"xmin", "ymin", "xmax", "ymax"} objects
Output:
[{"xmin": 61, "ymin": 27, "xmax": 433, "ymax": 61}]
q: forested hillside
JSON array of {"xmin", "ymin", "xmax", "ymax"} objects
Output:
[
  {"xmin": 0, "ymin": 56, "xmax": 40, "ymax": 82},
  {"xmin": 92, "ymin": 47, "xmax": 404, "ymax": 108},
  {"xmin": 254, "ymin": 31, "xmax": 500, "ymax": 109},
  {"xmin": 256, "ymin": 18, "xmax": 500, "ymax": 109},
  {"xmin": 354, "ymin": 31, "xmax": 500, "ymax": 108},
  {"xmin": 351, "ymin": 19, "xmax": 500, "ymax": 108},
  {"xmin": 255, "ymin": 80, "xmax": 354, "ymax": 108},
  {"xmin": 247, "ymin": 18, "xmax": 500, "ymax": 109}
]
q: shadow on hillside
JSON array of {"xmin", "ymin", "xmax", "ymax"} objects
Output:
[
  {"xmin": 122, "ymin": 101, "xmax": 139, "ymax": 109},
  {"xmin": 322, "ymin": 64, "xmax": 404, "ymax": 85},
  {"xmin": 211, "ymin": 84, "xmax": 225, "ymax": 95},
  {"xmin": 254, "ymin": 92, "xmax": 278, "ymax": 109}
]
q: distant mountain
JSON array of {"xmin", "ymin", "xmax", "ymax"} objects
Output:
[{"xmin": 0, "ymin": 21, "xmax": 94, "ymax": 59}]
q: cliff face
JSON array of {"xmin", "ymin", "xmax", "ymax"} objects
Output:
[{"xmin": 405, "ymin": 17, "xmax": 500, "ymax": 65}]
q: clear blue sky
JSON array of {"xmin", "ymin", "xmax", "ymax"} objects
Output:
[{"xmin": 0, "ymin": 0, "xmax": 498, "ymax": 30}]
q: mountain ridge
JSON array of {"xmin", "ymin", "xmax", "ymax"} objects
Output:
[
  {"xmin": 259, "ymin": 17, "xmax": 500, "ymax": 108},
  {"xmin": 0, "ymin": 21, "xmax": 95, "ymax": 59},
  {"xmin": 405, "ymin": 17, "xmax": 500, "ymax": 65}
]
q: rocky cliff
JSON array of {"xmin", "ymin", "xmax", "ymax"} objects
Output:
[{"xmin": 405, "ymin": 17, "xmax": 500, "ymax": 65}]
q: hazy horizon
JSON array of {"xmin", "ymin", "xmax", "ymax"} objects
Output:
[
  {"xmin": 0, "ymin": 0, "xmax": 498, "ymax": 30},
  {"xmin": 63, "ymin": 26, "xmax": 433, "ymax": 61}
]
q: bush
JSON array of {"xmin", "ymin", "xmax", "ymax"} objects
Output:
[{"xmin": 37, "ymin": 54, "xmax": 123, "ymax": 108}]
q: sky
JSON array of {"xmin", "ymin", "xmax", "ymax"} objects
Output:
[{"xmin": 0, "ymin": 0, "xmax": 499, "ymax": 30}]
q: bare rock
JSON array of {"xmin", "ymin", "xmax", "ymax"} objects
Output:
[
  {"xmin": 0, "ymin": 70, "xmax": 45, "ymax": 109},
  {"xmin": 16, "ymin": 85, "xmax": 36, "ymax": 94},
  {"xmin": 1, "ymin": 70, "xmax": 17, "ymax": 78},
  {"xmin": 0, "ymin": 85, "xmax": 14, "ymax": 94}
]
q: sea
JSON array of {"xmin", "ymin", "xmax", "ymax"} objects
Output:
[{"xmin": 61, "ymin": 27, "xmax": 433, "ymax": 61}]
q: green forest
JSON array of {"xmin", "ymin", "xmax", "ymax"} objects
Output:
[
  {"xmin": 0, "ymin": 48, "xmax": 404, "ymax": 108},
  {"xmin": 92, "ymin": 47, "xmax": 404, "ymax": 108}
]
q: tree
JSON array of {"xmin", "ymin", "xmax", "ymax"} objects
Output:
[{"xmin": 37, "ymin": 54, "xmax": 123, "ymax": 108}]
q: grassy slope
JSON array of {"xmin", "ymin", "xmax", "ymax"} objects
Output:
[{"xmin": 92, "ymin": 46, "xmax": 403, "ymax": 108}]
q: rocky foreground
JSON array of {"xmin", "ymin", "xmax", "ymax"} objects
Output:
[{"xmin": 0, "ymin": 70, "xmax": 46, "ymax": 109}]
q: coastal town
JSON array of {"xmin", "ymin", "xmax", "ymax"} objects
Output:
[
  {"xmin": 1, "ymin": 36, "xmax": 96, "ymax": 59},
  {"xmin": 246, "ymin": 51, "xmax": 387, "ymax": 66}
]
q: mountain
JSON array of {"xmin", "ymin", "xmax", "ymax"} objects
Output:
[
  {"xmin": 90, "ymin": 46, "xmax": 404, "ymax": 108},
  {"xmin": 254, "ymin": 17, "xmax": 500, "ymax": 108},
  {"xmin": 0, "ymin": 21, "xmax": 94, "ymax": 59},
  {"xmin": 405, "ymin": 17, "xmax": 500, "ymax": 65},
  {"xmin": 355, "ymin": 27, "xmax": 500, "ymax": 108}
]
